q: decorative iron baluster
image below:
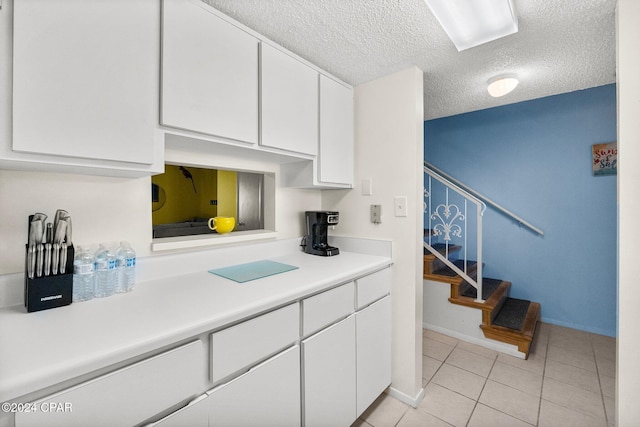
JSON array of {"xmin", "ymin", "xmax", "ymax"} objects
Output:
[
  {"xmin": 430, "ymin": 202, "xmax": 465, "ymax": 242},
  {"xmin": 423, "ymin": 165, "xmax": 485, "ymax": 302}
]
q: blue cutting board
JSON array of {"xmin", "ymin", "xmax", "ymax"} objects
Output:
[{"xmin": 209, "ymin": 260, "xmax": 299, "ymax": 283}]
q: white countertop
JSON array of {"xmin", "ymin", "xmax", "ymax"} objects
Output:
[{"xmin": 0, "ymin": 247, "xmax": 391, "ymax": 402}]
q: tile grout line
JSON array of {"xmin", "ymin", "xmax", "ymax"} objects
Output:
[
  {"xmin": 536, "ymin": 327, "xmax": 551, "ymax": 427},
  {"xmin": 391, "ymin": 402, "xmax": 411, "ymax": 427},
  {"xmin": 415, "ymin": 337, "xmax": 460, "ymax": 427},
  {"xmin": 464, "ymin": 351, "xmax": 498, "ymax": 427},
  {"xmin": 417, "ymin": 326, "xmax": 615, "ymax": 426},
  {"xmin": 592, "ymin": 336, "xmax": 610, "ymax": 427}
]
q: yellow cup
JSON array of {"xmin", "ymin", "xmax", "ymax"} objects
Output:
[{"xmin": 208, "ymin": 216, "xmax": 235, "ymax": 234}]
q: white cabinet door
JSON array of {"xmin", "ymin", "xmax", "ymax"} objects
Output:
[
  {"xmin": 15, "ymin": 341, "xmax": 205, "ymax": 427},
  {"xmin": 150, "ymin": 394, "xmax": 209, "ymax": 427},
  {"xmin": 209, "ymin": 302, "xmax": 299, "ymax": 383},
  {"xmin": 12, "ymin": 0, "xmax": 159, "ymax": 166},
  {"xmin": 261, "ymin": 44, "xmax": 318, "ymax": 155},
  {"xmin": 209, "ymin": 346, "xmax": 300, "ymax": 427},
  {"xmin": 162, "ymin": 0, "xmax": 259, "ymax": 144},
  {"xmin": 357, "ymin": 267, "xmax": 392, "ymax": 310},
  {"xmin": 319, "ymin": 75, "xmax": 354, "ymax": 185},
  {"xmin": 302, "ymin": 315, "xmax": 356, "ymax": 427},
  {"xmin": 356, "ymin": 296, "xmax": 392, "ymax": 417},
  {"xmin": 302, "ymin": 281, "xmax": 354, "ymax": 336}
]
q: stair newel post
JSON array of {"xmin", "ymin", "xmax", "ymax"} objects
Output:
[{"xmin": 475, "ymin": 201, "xmax": 484, "ymax": 303}]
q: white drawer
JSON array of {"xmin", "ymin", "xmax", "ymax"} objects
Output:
[
  {"xmin": 356, "ymin": 268, "xmax": 391, "ymax": 309},
  {"xmin": 16, "ymin": 340, "xmax": 205, "ymax": 427},
  {"xmin": 302, "ymin": 282, "xmax": 354, "ymax": 336},
  {"xmin": 210, "ymin": 303, "xmax": 299, "ymax": 383}
]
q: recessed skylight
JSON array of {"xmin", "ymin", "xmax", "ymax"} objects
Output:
[{"xmin": 424, "ymin": 0, "xmax": 519, "ymax": 51}]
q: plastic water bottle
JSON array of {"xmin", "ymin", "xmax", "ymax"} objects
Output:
[
  {"xmin": 72, "ymin": 246, "xmax": 95, "ymax": 302},
  {"xmin": 116, "ymin": 241, "xmax": 136, "ymax": 293},
  {"xmin": 94, "ymin": 244, "xmax": 116, "ymax": 298}
]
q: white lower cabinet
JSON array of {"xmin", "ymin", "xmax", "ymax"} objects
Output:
[
  {"xmin": 302, "ymin": 315, "xmax": 357, "ymax": 427},
  {"xmin": 209, "ymin": 303, "xmax": 299, "ymax": 383},
  {"xmin": 356, "ymin": 296, "xmax": 392, "ymax": 417},
  {"xmin": 301, "ymin": 268, "xmax": 392, "ymax": 427},
  {"xmin": 13, "ymin": 267, "xmax": 391, "ymax": 427},
  {"xmin": 208, "ymin": 345, "xmax": 301, "ymax": 426},
  {"xmin": 15, "ymin": 340, "xmax": 205, "ymax": 427}
]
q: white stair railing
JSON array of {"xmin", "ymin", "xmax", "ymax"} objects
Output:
[
  {"xmin": 424, "ymin": 165, "xmax": 486, "ymax": 302},
  {"xmin": 424, "ymin": 162, "xmax": 545, "ymax": 303},
  {"xmin": 425, "ymin": 162, "xmax": 544, "ymax": 236}
]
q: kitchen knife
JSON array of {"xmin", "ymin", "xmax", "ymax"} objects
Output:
[
  {"xmin": 62, "ymin": 214, "xmax": 72, "ymax": 246},
  {"xmin": 53, "ymin": 220, "xmax": 67, "ymax": 275},
  {"xmin": 30, "ymin": 219, "xmax": 44, "ymax": 278},
  {"xmin": 36, "ymin": 244, "xmax": 43, "ymax": 277},
  {"xmin": 32, "ymin": 213, "xmax": 47, "ymax": 223},
  {"xmin": 52, "ymin": 243, "xmax": 59, "ymax": 276},
  {"xmin": 27, "ymin": 218, "xmax": 36, "ymax": 279},
  {"xmin": 59, "ymin": 243, "xmax": 67, "ymax": 274},
  {"xmin": 46, "ymin": 223, "xmax": 53, "ymax": 246},
  {"xmin": 44, "ymin": 242, "xmax": 52, "ymax": 276},
  {"xmin": 53, "ymin": 210, "xmax": 68, "ymax": 242}
]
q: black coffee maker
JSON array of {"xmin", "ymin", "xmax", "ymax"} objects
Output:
[{"xmin": 303, "ymin": 211, "xmax": 340, "ymax": 256}]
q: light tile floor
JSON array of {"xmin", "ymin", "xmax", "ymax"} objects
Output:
[{"xmin": 353, "ymin": 323, "xmax": 616, "ymax": 427}]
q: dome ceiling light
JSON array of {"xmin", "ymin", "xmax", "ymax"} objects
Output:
[{"xmin": 487, "ymin": 74, "xmax": 519, "ymax": 97}]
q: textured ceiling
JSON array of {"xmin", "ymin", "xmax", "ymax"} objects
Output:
[{"xmin": 203, "ymin": 0, "xmax": 617, "ymax": 120}]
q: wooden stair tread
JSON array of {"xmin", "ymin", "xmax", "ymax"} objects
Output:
[
  {"xmin": 481, "ymin": 301, "xmax": 541, "ymax": 358},
  {"xmin": 448, "ymin": 280, "xmax": 510, "ymax": 312},
  {"xmin": 493, "ymin": 298, "xmax": 531, "ymax": 330},
  {"xmin": 422, "ymin": 241, "xmax": 541, "ymax": 358}
]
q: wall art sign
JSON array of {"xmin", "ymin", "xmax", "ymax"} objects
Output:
[{"xmin": 592, "ymin": 142, "xmax": 617, "ymax": 176}]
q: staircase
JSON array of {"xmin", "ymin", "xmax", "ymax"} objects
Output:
[
  {"xmin": 423, "ymin": 243, "xmax": 540, "ymax": 358},
  {"xmin": 423, "ymin": 162, "xmax": 543, "ymax": 359}
]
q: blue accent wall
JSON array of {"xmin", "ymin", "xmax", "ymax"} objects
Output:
[{"xmin": 425, "ymin": 84, "xmax": 617, "ymax": 337}]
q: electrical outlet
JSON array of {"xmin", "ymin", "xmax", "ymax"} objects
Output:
[
  {"xmin": 371, "ymin": 204, "xmax": 382, "ymax": 224},
  {"xmin": 394, "ymin": 196, "xmax": 407, "ymax": 217}
]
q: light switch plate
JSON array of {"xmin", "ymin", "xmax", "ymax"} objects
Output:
[
  {"xmin": 394, "ymin": 196, "xmax": 407, "ymax": 217},
  {"xmin": 362, "ymin": 179, "xmax": 373, "ymax": 196}
]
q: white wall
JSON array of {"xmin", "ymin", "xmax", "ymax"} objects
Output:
[
  {"xmin": 322, "ymin": 67, "xmax": 424, "ymax": 404},
  {"xmin": 0, "ymin": 170, "xmax": 151, "ymax": 275},
  {"xmin": 616, "ymin": 0, "xmax": 640, "ymax": 424},
  {"xmin": 0, "ymin": 157, "xmax": 321, "ymax": 275}
]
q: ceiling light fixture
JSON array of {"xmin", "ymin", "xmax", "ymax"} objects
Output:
[
  {"xmin": 487, "ymin": 74, "xmax": 519, "ymax": 97},
  {"xmin": 424, "ymin": 0, "xmax": 518, "ymax": 51}
]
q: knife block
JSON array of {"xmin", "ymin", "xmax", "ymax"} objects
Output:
[{"xmin": 24, "ymin": 244, "xmax": 75, "ymax": 313}]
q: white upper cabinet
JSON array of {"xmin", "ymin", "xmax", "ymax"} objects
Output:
[
  {"xmin": 10, "ymin": 0, "xmax": 162, "ymax": 174},
  {"xmin": 261, "ymin": 44, "xmax": 319, "ymax": 156},
  {"xmin": 161, "ymin": 0, "xmax": 259, "ymax": 144},
  {"xmin": 319, "ymin": 75, "xmax": 354, "ymax": 186}
]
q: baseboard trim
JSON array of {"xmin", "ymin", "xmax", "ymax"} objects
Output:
[
  {"xmin": 386, "ymin": 385, "xmax": 425, "ymax": 408},
  {"xmin": 423, "ymin": 321, "xmax": 525, "ymax": 359}
]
